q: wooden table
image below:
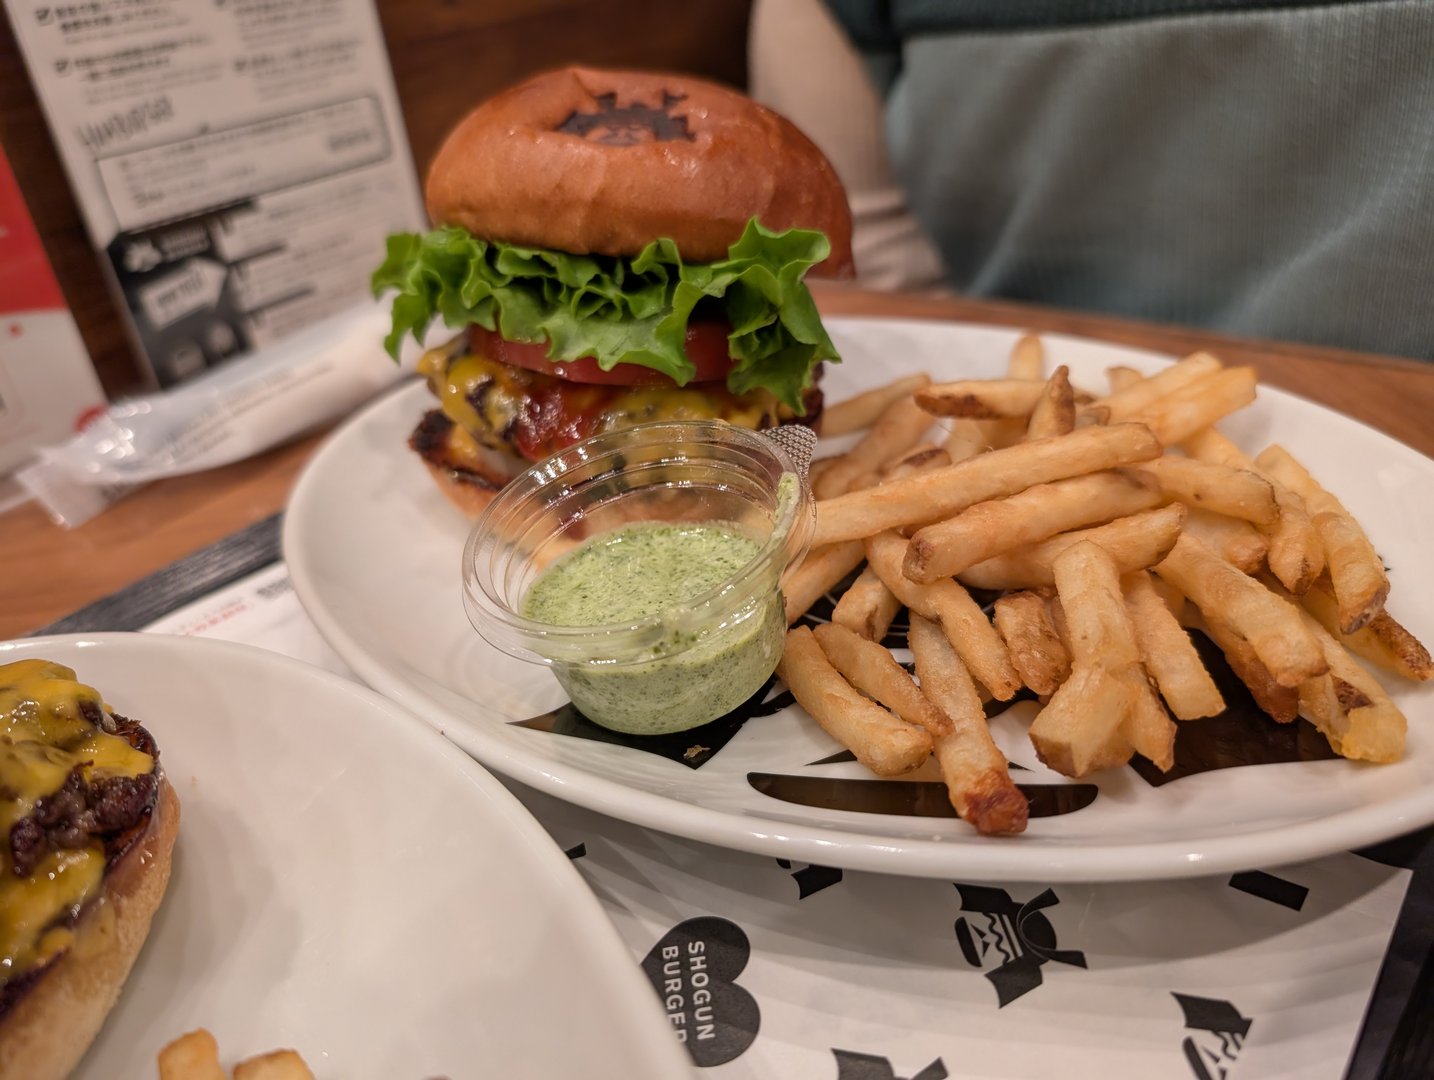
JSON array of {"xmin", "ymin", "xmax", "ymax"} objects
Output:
[{"xmin": 3, "ymin": 284, "xmax": 1432, "ymax": 640}]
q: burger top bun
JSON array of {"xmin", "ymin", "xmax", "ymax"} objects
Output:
[{"xmin": 424, "ymin": 66, "xmax": 854, "ymax": 276}]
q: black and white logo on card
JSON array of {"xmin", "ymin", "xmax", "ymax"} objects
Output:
[
  {"xmin": 832, "ymin": 1049, "xmax": 948, "ymax": 1080},
  {"xmin": 1173, "ymin": 993, "xmax": 1253, "ymax": 1080},
  {"xmin": 641, "ymin": 917, "xmax": 759, "ymax": 1067},
  {"xmin": 952, "ymin": 884, "xmax": 1087, "ymax": 1007}
]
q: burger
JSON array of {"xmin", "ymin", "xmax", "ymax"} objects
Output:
[
  {"xmin": 0, "ymin": 659, "xmax": 178, "ymax": 1080},
  {"xmin": 372, "ymin": 65, "xmax": 853, "ymax": 517}
]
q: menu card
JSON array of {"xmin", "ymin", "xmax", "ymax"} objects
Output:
[
  {"xmin": 138, "ymin": 559, "xmax": 1425, "ymax": 1080},
  {"xmin": 4, "ymin": 0, "xmax": 423, "ymax": 385}
]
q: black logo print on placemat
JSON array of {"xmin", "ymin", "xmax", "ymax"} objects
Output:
[
  {"xmin": 953, "ymin": 885, "xmax": 1087, "ymax": 1007},
  {"xmin": 511, "ymin": 675, "xmax": 790, "ymax": 769},
  {"xmin": 1228, "ymin": 869, "xmax": 1307, "ymax": 911},
  {"xmin": 775, "ymin": 858, "xmax": 843, "ymax": 898},
  {"xmin": 641, "ymin": 917, "xmax": 759, "ymax": 1067},
  {"xmin": 1173, "ymin": 993, "xmax": 1253, "ymax": 1080},
  {"xmin": 556, "ymin": 90, "xmax": 694, "ymax": 145},
  {"xmin": 832, "ymin": 1049, "xmax": 948, "ymax": 1080}
]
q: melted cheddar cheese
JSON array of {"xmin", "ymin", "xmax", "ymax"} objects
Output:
[
  {"xmin": 0, "ymin": 660, "xmax": 154, "ymax": 986},
  {"xmin": 419, "ymin": 343, "xmax": 791, "ymax": 462}
]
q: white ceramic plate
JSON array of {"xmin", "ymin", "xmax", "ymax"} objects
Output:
[
  {"xmin": 0, "ymin": 634, "xmax": 690, "ymax": 1079},
  {"xmin": 284, "ymin": 317, "xmax": 1434, "ymax": 882}
]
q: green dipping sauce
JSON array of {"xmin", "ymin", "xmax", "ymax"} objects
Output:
[{"xmin": 522, "ymin": 521, "xmax": 785, "ymax": 735}]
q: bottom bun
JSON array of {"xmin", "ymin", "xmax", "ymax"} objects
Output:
[
  {"xmin": 0, "ymin": 778, "xmax": 180, "ymax": 1080},
  {"xmin": 422, "ymin": 459, "xmax": 506, "ymax": 520}
]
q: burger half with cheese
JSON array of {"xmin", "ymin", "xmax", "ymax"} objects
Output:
[
  {"xmin": 373, "ymin": 65, "xmax": 853, "ymax": 516},
  {"xmin": 0, "ymin": 659, "xmax": 178, "ymax": 1080}
]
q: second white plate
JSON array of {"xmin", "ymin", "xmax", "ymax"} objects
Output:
[
  {"xmin": 0, "ymin": 634, "xmax": 690, "ymax": 1079},
  {"xmin": 284, "ymin": 317, "xmax": 1434, "ymax": 882}
]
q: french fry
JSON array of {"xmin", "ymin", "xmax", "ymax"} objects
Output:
[
  {"xmin": 1294, "ymin": 608, "xmax": 1407, "ymax": 763},
  {"xmin": 865, "ymin": 531, "xmax": 1022, "ymax": 699},
  {"xmin": 831, "ymin": 565, "xmax": 902, "ymax": 642},
  {"xmin": 784, "ymin": 541, "xmax": 865, "ymax": 624},
  {"xmin": 1300, "ymin": 576, "xmax": 1432, "ymax": 682},
  {"xmin": 1106, "ymin": 366, "xmax": 1145, "ymax": 394},
  {"xmin": 1052, "ymin": 541, "xmax": 1175, "ymax": 770},
  {"xmin": 943, "ymin": 418, "xmax": 992, "ymax": 462},
  {"xmin": 815, "ymin": 393, "xmax": 936, "ymax": 498},
  {"xmin": 957, "ymin": 504, "xmax": 1185, "ymax": 591},
  {"xmin": 1053, "ymin": 541, "xmax": 1142, "ymax": 669},
  {"xmin": 159, "ymin": 1031, "xmax": 226, "ymax": 1080},
  {"xmin": 1154, "ymin": 533, "xmax": 1327, "ymax": 687},
  {"xmin": 1148, "ymin": 574, "xmax": 1187, "ymax": 619},
  {"xmin": 880, "ymin": 443, "xmax": 951, "ymax": 480},
  {"xmin": 820, "ymin": 372, "xmax": 932, "ymax": 437},
  {"xmin": 1008, "ymin": 333, "xmax": 1045, "ymax": 380},
  {"xmin": 992, "ymin": 591, "xmax": 1071, "ymax": 696},
  {"xmin": 1028, "ymin": 666, "xmax": 1136, "ymax": 777},
  {"xmin": 916, "ymin": 378, "xmax": 1046, "ymax": 419},
  {"xmin": 1101, "ymin": 352, "xmax": 1223, "ymax": 421},
  {"xmin": 903, "ymin": 469, "xmax": 1162, "ymax": 582},
  {"xmin": 1263, "ymin": 487, "xmax": 1323, "ymax": 595},
  {"xmin": 909, "ymin": 614, "xmax": 1028, "ymax": 835},
  {"xmin": 1181, "ymin": 507, "xmax": 1270, "ymax": 574},
  {"xmin": 233, "ymin": 1052, "xmax": 317, "ymax": 1080},
  {"xmin": 813, "ymin": 423, "xmax": 1162, "ymax": 545},
  {"xmin": 1200, "ymin": 615, "xmax": 1299, "ymax": 722},
  {"xmin": 1134, "ymin": 456, "xmax": 1279, "ymax": 527},
  {"xmin": 1298, "ymin": 671, "xmax": 1344, "ymax": 733},
  {"xmin": 1255, "ymin": 444, "xmax": 1389, "ymax": 633},
  {"xmin": 1183, "ymin": 428, "xmax": 1323, "ymax": 592},
  {"xmin": 1122, "ymin": 571, "xmax": 1224, "ymax": 719},
  {"xmin": 1117, "ymin": 665, "xmax": 1177, "ymax": 772},
  {"xmin": 814, "ymin": 622, "xmax": 953, "ymax": 736},
  {"xmin": 777, "ymin": 627, "xmax": 932, "ymax": 775},
  {"xmin": 1025, "ymin": 366, "xmax": 1075, "ymax": 440},
  {"xmin": 1181, "ymin": 426, "xmax": 1246, "ymax": 468},
  {"xmin": 1130, "ymin": 366, "xmax": 1258, "ymax": 445}
]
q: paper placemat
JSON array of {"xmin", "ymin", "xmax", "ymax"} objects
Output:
[{"xmin": 121, "ymin": 554, "xmax": 1428, "ymax": 1080}]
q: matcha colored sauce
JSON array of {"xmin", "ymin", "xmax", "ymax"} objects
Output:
[
  {"xmin": 525, "ymin": 523, "xmax": 761, "ymax": 627},
  {"xmin": 522, "ymin": 521, "xmax": 784, "ymax": 735}
]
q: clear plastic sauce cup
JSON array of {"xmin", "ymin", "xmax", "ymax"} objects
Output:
[{"xmin": 463, "ymin": 420, "xmax": 816, "ymax": 735}]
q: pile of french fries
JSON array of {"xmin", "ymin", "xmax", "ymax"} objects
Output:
[{"xmin": 777, "ymin": 335, "xmax": 1431, "ymax": 837}]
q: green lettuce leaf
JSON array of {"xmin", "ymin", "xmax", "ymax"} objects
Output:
[{"xmin": 371, "ymin": 218, "xmax": 839, "ymax": 412}]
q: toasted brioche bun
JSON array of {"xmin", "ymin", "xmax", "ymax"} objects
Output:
[
  {"xmin": 0, "ymin": 778, "xmax": 180, "ymax": 1080},
  {"xmin": 422, "ymin": 459, "xmax": 507, "ymax": 520},
  {"xmin": 425, "ymin": 65, "xmax": 854, "ymax": 273}
]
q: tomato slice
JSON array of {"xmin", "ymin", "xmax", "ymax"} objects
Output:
[{"xmin": 467, "ymin": 321, "xmax": 734, "ymax": 386}]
